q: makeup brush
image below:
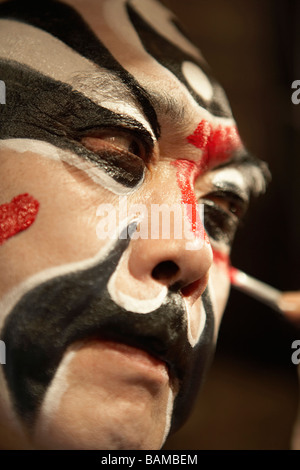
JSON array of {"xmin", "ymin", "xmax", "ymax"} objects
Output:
[{"xmin": 229, "ymin": 267, "xmax": 298, "ymax": 314}]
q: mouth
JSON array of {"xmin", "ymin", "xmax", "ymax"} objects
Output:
[{"xmin": 73, "ymin": 338, "xmax": 172, "ymax": 388}]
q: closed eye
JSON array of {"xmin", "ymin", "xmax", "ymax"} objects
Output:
[
  {"xmin": 79, "ymin": 127, "xmax": 154, "ymax": 168},
  {"xmin": 81, "ymin": 130, "xmax": 148, "ymax": 163}
]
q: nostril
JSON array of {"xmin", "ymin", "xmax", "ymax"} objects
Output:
[
  {"xmin": 181, "ymin": 279, "xmax": 201, "ymax": 297},
  {"xmin": 151, "ymin": 260, "xmax": 179, "ymax": 281}
]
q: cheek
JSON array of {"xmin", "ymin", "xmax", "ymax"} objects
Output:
[
  {"xmin": 0, "ymin": 151, "xmax": 115, "ymax": 297},
  {"xmin": 0, "ymin": 193, "xmax": 40, "ymax": 246},
  {"xmin": 209, "ymin": 257, "xmax": 231, "ymax": 337}
]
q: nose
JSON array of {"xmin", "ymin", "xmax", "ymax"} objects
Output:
[
  {"xmin": 107, "ymin": 162, "xmax": 213, "ymax": 311},
  {"xmin": 128, "ymin": 229, "xmax": 212, "ymax": 296},
  {"xmin": 126, "ymin": 161, "xmax": 213, "ymax": 295}
]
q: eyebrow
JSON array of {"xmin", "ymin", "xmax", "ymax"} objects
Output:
[
  {"xmin": 71, "ymin": 72, "xmax": 159, "ymax": 138},
  {"xmin": 211, "ymin": 151, "xmax": 271, "ymax": 197},
  {"xmin": 147, "ymin": 91, "xmax": 188, "ymax": 124}
]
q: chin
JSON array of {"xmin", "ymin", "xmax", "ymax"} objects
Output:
[
  {"xmin": 32, "ymin": 342, "xmax": 175, "ymax": 450},
  {"xmin": 33, "ymin": 403, "xmax": 170, "ymax": 450}
]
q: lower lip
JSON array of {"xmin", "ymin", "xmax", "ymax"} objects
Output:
[{"xmin": 76, "ymin": 339, "xmax": 170, "ymax": 384}]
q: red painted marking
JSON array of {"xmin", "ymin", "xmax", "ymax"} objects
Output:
[
  {"xmin": 172, "ymin": 120, "xmax": 242, "ymax": 234},
  {"xmin": 0, "ymin": 193, "xmax": 40, "ymax": 245},
  {"xmin": 187, "ymin": 119, "xmax": 242, "ymax": 171},
  {"xmin": 212, "ymin": 249, "xmax": 232, "ymax": 279},
  {"xmin": 228, "ymin": 266, "xmax": 239, "ymax": 284},
  {"xmin": 172, "ymin": 159, "xmax": 203, "ymax": 235},
  {"xmin": 212, "ymin": 249, "xmax": 230, "ymax": 267},
  {"xmin": 212, "ymin": 250, "xmax": 239, "ymax": 285}
]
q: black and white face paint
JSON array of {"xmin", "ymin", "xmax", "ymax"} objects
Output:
[
  {"xmin": 0, "ymin": 0, "xmax": 268, "ymax": 449},
  {"xmin": 1, "ymin": 221, "xmax": 214, "ymax": 435}
]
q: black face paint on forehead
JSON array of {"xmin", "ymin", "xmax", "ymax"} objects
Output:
[
  {"xmin": 0, "ymin": 60, "xmax": 152, "ymax": 189},
  {"xmin": 1, "ymin": 222, "xmax": 214, "ymax": 434},
  {"xmin": 0, "ymin": 0, "xmax": 160, "ymax": 139},
  {"xmin": 127, "ymin": 3, "xmax": 232, "ymax": 119}
]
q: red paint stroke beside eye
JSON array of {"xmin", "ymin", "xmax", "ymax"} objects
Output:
[
  {"xmin": 0, "ymin": 193, "xmax": 40, "ymax": 245},
  {"xmin": 171, "ymin": 159, "xmax": 203, "ymax": 235},
  {"xmin": 172, "ymin": 120, "xmax": 242, "ymax": 234},
  {"xmin": 187, "ymin": 119, "xmax": 242, "ymax": 171}
]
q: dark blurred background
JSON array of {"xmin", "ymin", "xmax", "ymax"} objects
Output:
[{"xmin": 161, "ymin": 0, "xmax": 300, "ymax": 449}]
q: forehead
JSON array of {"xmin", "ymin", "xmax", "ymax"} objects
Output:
[{"xmin": 0, "ymin": 0, "xmax": 236, "ymax": 139}]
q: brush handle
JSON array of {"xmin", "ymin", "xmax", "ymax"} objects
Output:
[{"xmin": 230, "ymin": 268, "xmax": 283, "ymax": 312}]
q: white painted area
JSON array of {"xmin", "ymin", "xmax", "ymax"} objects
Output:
[
  {"xmin": 211, "ymin": 167, "xmax": 247, "ymax": 193},
  {"xmin": 185, "ymin": 298, "xmax": 207, "ymax": 348},
  {"xmin": 0, "ymin": 19, "xmax": 98, "ymax": 82},
  {"xmin": 211, "ymin": 165, "xmax": 267, "ymax": 197},
  {"xmin": 35, "ymin": 347, "xmax": 79, "ymax": 436},
  {"xmin": 128, "ymin": 0, "xmax": 204, "ymax": 62},
  {"xmin": 0, "ymin": 139, "xmax": 144, "ymax": 195},
  {"xmin": 182, "ymin": 61, "xmax": 213, "ymax": 101},
  {"xmin": 106, "ymin": 242, "xmax": 169, "ymax": 314},
  {"xmin": 161, "ymin": 387, "xmax": 174, "ymax": 447},
  {"xmin": 0, "ymin": 365, "xmax": 29, "ymax": 447},
  {"xmin": 0, "ymin": 20, "xmax": 154, "ymax": 137},
  {"xmin": 107, "ymin": 268, "xmax": 168, "ymax": 313}
]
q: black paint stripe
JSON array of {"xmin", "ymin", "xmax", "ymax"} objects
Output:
[
  {"xmin": 171, "ymin": 286, "xmax": 215, "ymax": 433},
  {"xmin": 0, "ymin": 59, "xmax": 148, "ymax": 188},
  {"xmin": 0, "ymin": 0, "xmax": 160, "ymax": 139},
  {"xmin": 127, "ymin": 4, "xmax": 233, "ymax": 119}
]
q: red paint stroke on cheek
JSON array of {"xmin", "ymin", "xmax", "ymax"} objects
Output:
[
  {"xmin": 213, "ymin": 250, "xmax": 239, "ymax": 285},
  {"xmin": 228, "ymin": 266, "xmax": 239, "ymax": 284},
  {"xmin": 0, "ymin": 193, "xmax": 40, "ymax": 245},
  {"xmin": 171, "ymin": 159, "xmax": 203, "ymax": 235},
  {"xmin": 187, "ymin": 119, "xmax": 242, "ymax": 171},
  {"xmin": 212, "ymin": 249, "xmax": 230, "ymax": 272}
]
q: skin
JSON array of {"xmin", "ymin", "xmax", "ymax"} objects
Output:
[
  {"xmin": 280, "ymin": 292, "xmax": 300, "ymax": 325},
  {"xmin": 0, "ymin": 0, "xmax": 268, "ymax": 449}
]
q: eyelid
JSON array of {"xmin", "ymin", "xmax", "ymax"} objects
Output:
[
  {"xmin": 199, "ymin": 189, "xmax": 249, "ymax": 219},
  {"xmin": 77, "ymin": 121, "xmax": 155, "ymax": 147},
  {"xmin": 78, "ymin": 125, "xmax": 155, "ymax": 165}
]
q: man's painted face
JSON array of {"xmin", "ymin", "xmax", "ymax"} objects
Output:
[{"xmin": 0, "ymin": 0, "xmax": 267, "ymax": 449}]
